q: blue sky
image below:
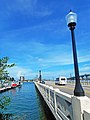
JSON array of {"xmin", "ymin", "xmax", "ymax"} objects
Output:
[{"xmin": 0, "ymin": 0, "xmax": 90, "ymax": 80}]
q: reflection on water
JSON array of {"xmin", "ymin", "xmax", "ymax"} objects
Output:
[
  {"xmin": 11, "ymin": 88, "xmax": 17, "ymax": 93},
  {"xmin": 0, "ymin": 113, "xmax": 13, "ymax": 120},
  {"xmin": 0, "ymin": 82, "xmax": 56, "ymax": 120}
]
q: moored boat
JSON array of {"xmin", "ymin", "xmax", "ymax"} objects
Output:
[{"xmin": 11, "ymin": 83, "xmax": 18, "ymax": 88}]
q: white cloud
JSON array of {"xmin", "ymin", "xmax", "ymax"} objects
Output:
[
  {"xmin": 80, "ymin": 63, "xmax": 90, "ymax": 72},
  {"xmin": 41, "ymin": 69, "xmax": 74, "ymax": 80},
  {"xmin": 8, "ymin": 66, "xmax": 33, "ymax": 80},
  {"xmin": 8, "ymin": 41, "xmax": 73, "ymax": 67},
  {"xmin": 78, "ymin": 54, "xmax": 90, "ymax": 63},
  {"xmin": 8, "ymin": 0, "xmax": 37, "ymax": 14},
  {"xmin": 3, "ymin": 38, "xmax": 90, "ymax": 79},
  {"xmin": 3, "ymin": 0, "xmax": 53, "ymax": 17}
]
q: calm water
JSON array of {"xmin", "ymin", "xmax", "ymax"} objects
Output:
[{"xmin": 0, "ymin": 82, "xmax": 55, "ymax": 120}]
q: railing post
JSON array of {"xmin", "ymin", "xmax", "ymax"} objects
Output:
[
  {"xmin": 54, "ymin": 90, "xmax": 57, "ymax": 113},
  {"xmin": 84, "ymin": 110, "xmax": 90, "ymax": 120},
  {"xmin": 49, "ymin": 86, "xmax": 53, "ymax": 104},
  {"xmin": 72, "ymin": 96, "xmax": 90, "ymax": 120},
  {"xmin": 49, "ymin": 88, "xmax": 50, "ymax": 102},
  {"xmin": 45, "ymin": 88, "xmax": 47, "ymax": 98}
]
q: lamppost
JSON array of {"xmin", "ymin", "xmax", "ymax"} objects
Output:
[
  {"xmin": 39, "ymin": 70, "xmax": 42, "ymax": 83},
  {"xmin": 66, "ymin": 10, "xmax": 85, "ymax": 96}
]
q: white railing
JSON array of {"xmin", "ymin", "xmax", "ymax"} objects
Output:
[
  {"xmin": 84, "ymin": 109, "xmax": 90, "ymax": 120},
  {"xmin": 34, "ymin": 82, "xmax": 90, "ymax": 120}
]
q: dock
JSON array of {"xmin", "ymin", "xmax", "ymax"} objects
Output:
[{"xmin": 0, "ymin": 84, "xmax": 21, "ymax": 93}]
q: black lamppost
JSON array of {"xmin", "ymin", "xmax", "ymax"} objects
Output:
[
  {"xmin": 39, "ymin": 70, "xmax": 42, "ymax": 83},
  {"xmin": 66, "ymin": 10, "xmax": 85, "ymax": 96}
]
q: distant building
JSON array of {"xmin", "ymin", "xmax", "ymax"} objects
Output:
[{"xmin": 20, "ymin": 76, "xmax": 25, "ymax": 81}]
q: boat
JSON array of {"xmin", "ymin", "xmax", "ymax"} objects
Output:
[{"xmin": 11, "ymin": 83, "xmax": 18, "ymax": 88}]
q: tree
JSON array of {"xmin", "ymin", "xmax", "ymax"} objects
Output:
[
  {"xmin": 0, "ymin": 56, "xmax": 15, "ymax": 118},
  {"xmin": 0, "ymin": 96, "xmax": 11, "ymax": 119},
  {"xmin": 0, "ymin": 56, "xmax": 15, "ymax": 80},
  {"xmin": 0, "ymin": 96, "xmax": 11, "ymax": 111}
]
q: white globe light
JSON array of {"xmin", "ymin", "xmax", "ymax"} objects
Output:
[{"xmin": 66, "ymin": 11, "xmax": 77, "ymax": 26}]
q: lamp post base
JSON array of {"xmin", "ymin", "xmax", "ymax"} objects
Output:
[{"xmin": 74, "ymin": 83, "xmax": 85, "ymax": 96}]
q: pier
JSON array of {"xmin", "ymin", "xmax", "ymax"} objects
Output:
[{"xmin": 34, "ymin": 81, "xmax": 90, "ymax": 120}]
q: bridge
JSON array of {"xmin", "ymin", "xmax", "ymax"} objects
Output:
[
  {"xmin": 34, "ymin": 81, "xmax": 90, "ymax": 120},
  {"xmin": 68, "ymin": 74, "xmax": 90, "ymax": 80}
]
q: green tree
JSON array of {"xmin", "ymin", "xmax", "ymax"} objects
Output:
[
  {"xmin": 0, "ymin": 96, "xmax": 11, "ymax": 111},
  {"xmin": 0, "ymin": 56, "xmax": 15, "ymax": 80},
  {"xmin": 0, "ymin": 56, "xmax": 15, "ymax": 118},
  {"xmin": 0, "ymin": 96, "xmax": 11, "ymax": 119}
]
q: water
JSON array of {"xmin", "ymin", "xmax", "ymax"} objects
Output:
[{"xmin": 0, "ymin": 82, "xmax": 55, "ymax": 120}]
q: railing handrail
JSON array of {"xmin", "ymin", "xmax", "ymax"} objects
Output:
[{"xmin": 38, "ymin": 82, "xmax": 72, "ymax": 103}]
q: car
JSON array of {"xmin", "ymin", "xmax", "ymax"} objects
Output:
[{"xmin": 41, "ymin": 81, "xmax": 45, "ymax": 84}]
